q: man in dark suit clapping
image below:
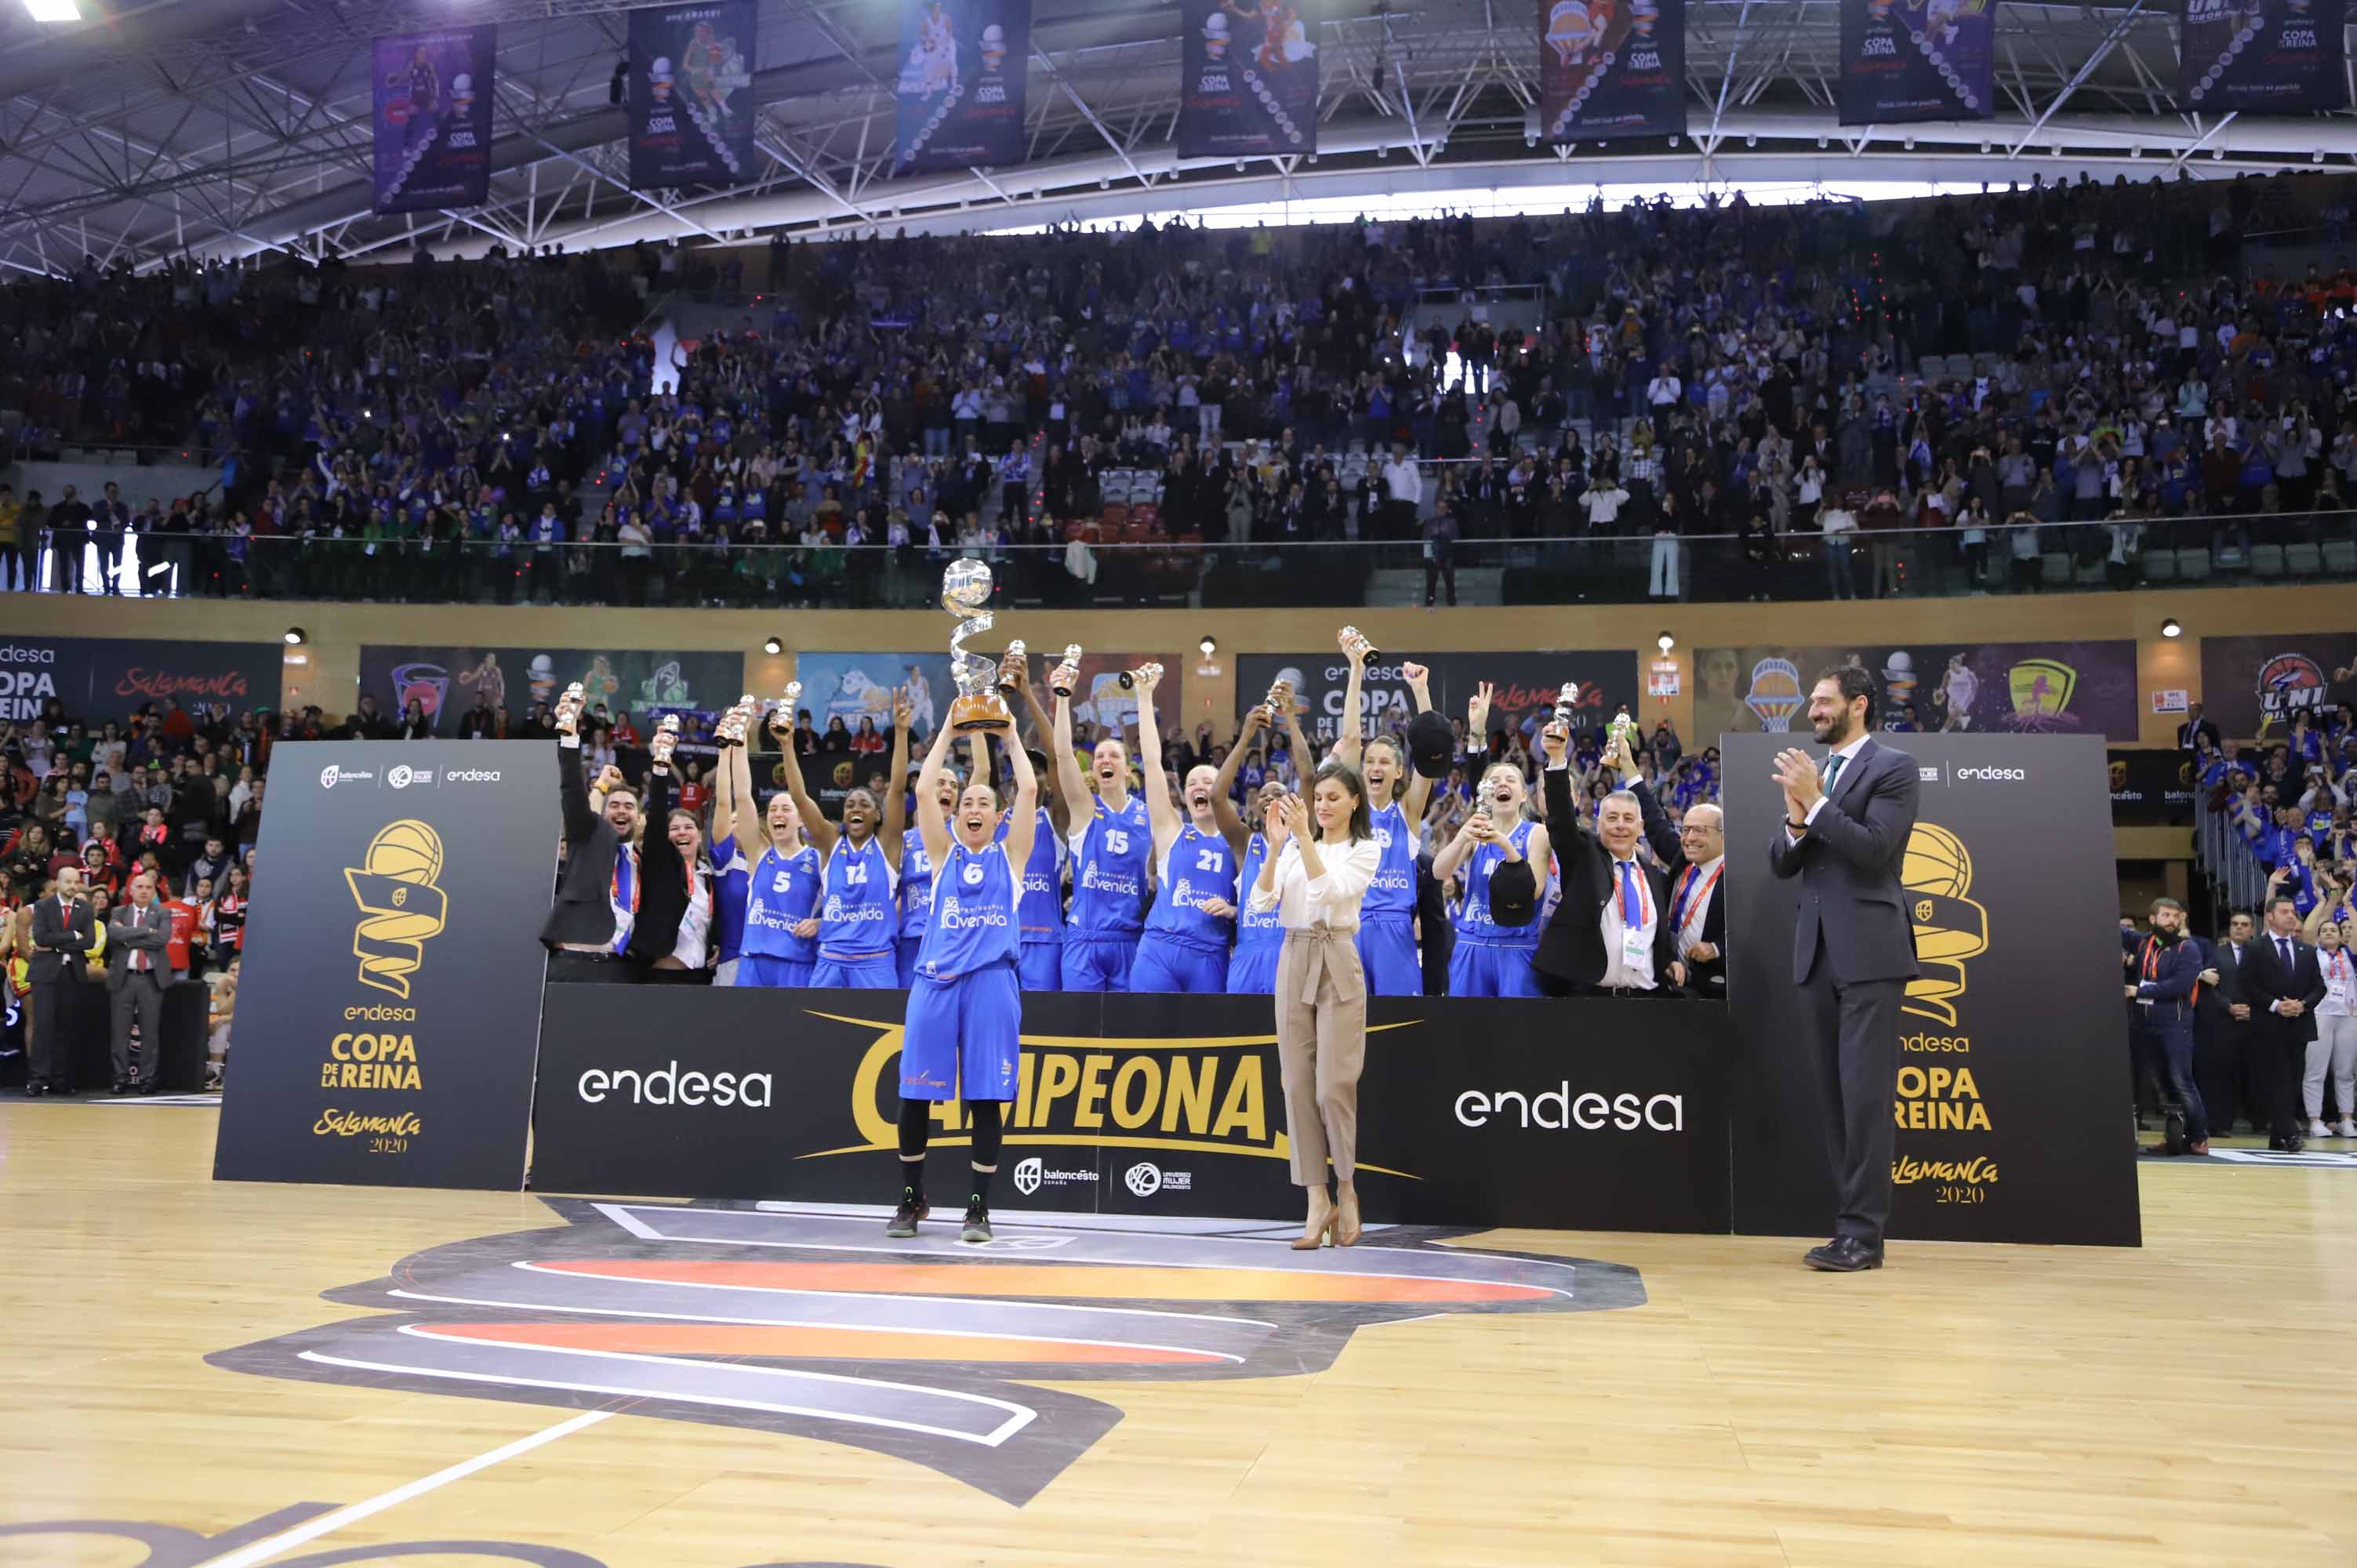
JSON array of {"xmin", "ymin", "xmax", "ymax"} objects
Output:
[
  {"xmin": 1767, "ymin": 665, "xmax": 1922, "ymax": 1272},
  {"xmin": 27, "ymin": 865, "xmax": 96, "ymax": 1097},
  {"xmin": 2246, "ymin": 895, "xmax": 2328, "ymax": 1152}
]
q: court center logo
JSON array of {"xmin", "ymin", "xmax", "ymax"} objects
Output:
[
  {"xmin": 342, "ymin": 819, "xmax": 450, "ymax": 998},
  {"xmin": 209, "ymin": 1199, "xmax": 1645, "ymax": 1505},
  {"xmin": 1900, "ymin": 821, "xmax": 1989, "ymax": 1028}
]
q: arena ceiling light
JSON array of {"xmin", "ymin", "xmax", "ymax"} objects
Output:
[
  {"xmin": 21, "ymin": 0, "xmax": 78, "ymax": 20},
  {"xmin": 2160, "ymin": 618, "xmax": 2183, "ymax": 639},
  {"xmin": 763, "ymin": 637, "xmax": 783, "ymax": 655},
  {"xmin": 283, "ymin": 627, "xmax": 307, "ymax": 645},
  {"xmin": 1656, "ymin": 632, "xmax": 1675, "ymax": 653},
  {"xmin": 1199, "ymin": 635, "xmax": 1218, "ymax": 657}
]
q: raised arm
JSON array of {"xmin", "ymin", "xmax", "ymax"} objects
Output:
[
  {"xmin": 772, "ymin": 708, "xmax": 838, "ymax": 859},
  {"xmin": 1007, "ymin": 655, "xmax": 1071, "ymax": 839},
  {"xmin": 1135, "ymin": 666, "xmax": 1181, "ymax": 853},
  {"xmin": 1209, "ymin": 706, "xmax": 1265, "ymax": 860},
  {"xmin": 881, "ymin": 688, "xmax": 913, "ymax": 866},
  {"xmin": 1002, "ymin": 733, "xmax": 1039, "ymax": 869},
  {"xmin": 1331, "ymin": 633, "xmax": 1367, "ymax": 768},
  {"xmin": 1051, "ymin": 688, "xmax": 1091, "ymax": 830},
  {"xmin": 725, "ymin": 720, "xmax": 768, "ymax": 867},
  {"xmin": 913, "ymin": 720, "xmax": 957, "ymax": 869},
  {"xmin": 1397, "ymin": 659, "xmax": 1436, "ymax": 825}
]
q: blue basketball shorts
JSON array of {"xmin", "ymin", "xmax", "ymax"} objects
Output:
[
  {"xmin": 733, "ymin": 953, "xmax": 815, "ymax": 988},
  {"xmin": 1226, "ymin": 938, "xmax": 1280, "ymax": 995},
  {"xmin": 1059, "ymin": 933, "xmax": 1139, "ymax": 993},
  {"xmin": 895, "ymin": 935, "xmax": 924, "ymax": 988},
  {"xmin": 1129, "ymin": 940, "xmax": 1229, "ymax": 994},
  {"xmin": 1019, "ymin": 938, "xmax": 1062, "ymax": 992},
  {"xmin": 1355, "ymin": 913, "xmax": 1423, "ymax": 997},
  {"xmin": 1448, "ymin": 941, "xmax": 1544, "ymax": 999},
  {"xmin": 809, "ymin": 953, "xmax": 900, "ymax": 989},
  {"xmin": 900, "ymin": 962, "xmax": 1022, "ymax": 1103}
]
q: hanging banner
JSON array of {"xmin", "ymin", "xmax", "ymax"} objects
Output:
[
  {"xmin": 1176, "ymin": 0, "xmax": 1318, "ymax": 160},
  {"xmin": 1839, "ymin": 0, "xmax": 1994, "ymax": 125},
  {"xmin": 627, "ymin": 2, "xmax": 756, "ymax": 189},
  {"xmin": 892, "ymin": 0, "xmax": 1032, "ymax": 173},
  {"xmin": 372, "ymin": 25, "xmax": 497, "ymax": 215},
  {"xmin": 1539, "ymin": 0, "xmax": 1687, "ymax": 143},
  {"xmin": 2180, "ymin": 0, "xmax": 2349, "ymax": 111},
  {"xmin": 1694, "ymin": 641, "xmax": 2141, "ymax": 742},
  {"xmin": 2195, "ymin": 631, "xmax": 2357, "ymax": 740}
]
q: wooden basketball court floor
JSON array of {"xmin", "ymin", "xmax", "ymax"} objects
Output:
[{"xmin": 6, "ymin": 1102, "xmax": 2357, "ymax": 1568}]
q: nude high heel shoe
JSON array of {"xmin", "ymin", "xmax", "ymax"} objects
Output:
[
  {"xmin": 1292, "ymin": 1194, "xmax": 1335, "ymax": 1250},
  {"xmin": 1334, "ymin": 1187, "xmax": 1362, "ymax": 1248}
]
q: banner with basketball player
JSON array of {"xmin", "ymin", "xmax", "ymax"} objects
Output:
[
  {"xmin": 1720, "ymin": 731, "xmax": 2139, "ymax": 1247},
  {"xmin": 1695, "ymin": 641, "xmax": 2141, "ymax": 742},
  {"xmin": 1237, "ymin": 650, "xmax": 1642, "ymax": 753},
  {"xmin": 1838, "ymin": 0, "xmax": 1994, "ymax": 125},
  {"xmin": 2179, "ymin": 0, "xmax": 2348, "ymax": 112},
  {"xmin": 892, "ymin": 0, "xmax": 1031, "ymax": 173},
  {"xmin": 371, "ymin": 24, "xmax": 497, "ymax": 214},
  {"xmin": 1538, "ymin": 0, "xmax": 1687, "ymax": 143},
  {"xmin": 215, "ymin": 742, "xmax": 558, "ymax": 1189},
  {"xmin": 627, "ymin": 1, "xmax": 757, "ymax": 189},
  {"xmin": 1176, "ymin": 0, "xmax": 1317, "ymax": 160},
  {"xmin": 358, "ymin": 644, "xmax": 744, "ymax": 735},
  {"xmin": 2196, "ymin": 631, "xmax": 2357, "ymax": 741}
]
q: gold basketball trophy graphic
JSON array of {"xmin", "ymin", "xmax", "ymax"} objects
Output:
[
  {"xmin": 343, "ymin": 820, "xmax": 450, "ymax": 1000},
  {"xmin": 1900, "ymin": 821, "xmax": 1990, "ymax": 1027},
  {"xmin": 942, "ymin": 560, "xmax": 1013, "ymax": 731},
  {"xmin": 1049, "ymin": 644, "xmax": 1083, "ymax": 699}
]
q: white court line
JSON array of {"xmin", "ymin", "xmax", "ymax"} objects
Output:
[{"xmin": 196, "ymin": 1409, "xmax": 610, "ymax": 1567}]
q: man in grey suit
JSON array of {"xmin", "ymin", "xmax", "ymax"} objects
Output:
[
  {"xmin": 1767, "ymin": 665, "xmax": 1922, "ymax": 1272},
  {"xmin": 27, "ymin": 866, "xmax": 96, "ymax": 1098},
  {"xmin": 106, "ymin": 872, "xmax": 174, "ymax": 1095}
]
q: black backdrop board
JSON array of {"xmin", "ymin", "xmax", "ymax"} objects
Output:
[
  {"xmin": 1838, "ymin": 0, "xmax": 1994, "ymax": 124},
  {"xmin": 360, "ymin": 644, "xmax": 744, "ymax": 734},
  {"xmin": 2179, "ymin": 0, "xmax": 2348, "ymax": 112},
  {"xmin": 533, "ymin": 987, "xmax": 1733, "ymax": 1232},
  {"xmin": 1720, "ymin": 733, "xmax": 2140, "ymax": 1247},
  {"xmin": 2195, "ymin": 631, "xmax": 2357, "ymax": 741},
  {"xmin": 1237, "ymin": 650, "xmax": 1640, "ymax": 753},
  {"xmin": 0, "ymin": 634, "xmax": 281, "ymax": 726},
  {"xmin": 214, "ymin": 742, "xmax": 557, "ymax": 1189},
  {"xmin": 2108, "ymin": 748, "xmax": 2198, "ymax": 827}
]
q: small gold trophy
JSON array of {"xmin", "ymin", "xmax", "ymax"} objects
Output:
[
  {"xmin": 553, "ymin": 681, "xmax": 587, "ymax": 737},
  {"xmin": 942, "ymin": 559, "xmax": 1013, "ymax": 731},
  {"xmin": 1259, "ymin": 677, "xmax": 1294, "ymax": 724},
  {"xmin": 651, "ymin": 713, "xmax": 681, "ymax": 767},
  {"xmin": 1339, "ymin": 624, "xmax": 1380, "ymax": 666},
  {"xmin": 1607, "ymin": 703, "xmax": 1637, "ymax": 753},
  {"xmin": 1120, "ymin": 661, "xmax": 1164, "ymax": 692},
  {"xmin": 997, "ymin": 639, "xmax": 1027, "ymax": 695},
  {"xmin": 1049, "ymin": 644, "xmax": 1083, "ymax": 699},
  {"xmin": 771, "ymin": 680, "xmax": 802, "ymax": 741},
  {"xmin": 717, "ymin": 693, "xmax": 755, "ymax": 748}
]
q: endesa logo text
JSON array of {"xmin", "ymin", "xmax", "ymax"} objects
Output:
[
  {"xmin": 1455, "ymin": 1086, "xmax": 1685, "ymax": 1131},
  {"xmin": 1954, "ymin": 766, "xmax": 2028, "ymax": 782}
]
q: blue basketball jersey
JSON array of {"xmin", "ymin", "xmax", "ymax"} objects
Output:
[
  {"xmin": 1455, "ymin": 818, "xmax": 1545, "ymax": 949},
  {"xmin": 1233, "ymin": 833, "xmax": 1281, "ymax": 951},
  {"xmin": 711, "ymin": 837, "xmax": 751, "ymax": 965},
  {"xmin": 917, "ymin": 840, "xmax": 1021, "ymax": 981},
  {"xmin": 899, "ymin": 839, "xmax": 937, "ymax": 940},
  {"xmin": 1066, "ymin": 793, "xmax": 1149, "ymax": 936},
  {"xmin": 1364, "ymin": 801, "xmax": 1418, "ymax": 918},
  {"xmin": 1145, "ymin": 824, "xmax": 1237, "ymax": 952},
  {"xmin": 742, "ymin": 841, "xmax": 821, "ymax": 963},
  {"xmin": 1015, "ymin": 805, "xmax": 1065, "ymax": 940},
  {"xmin": 816, "ymin": 835, "xmax": 897, "ymax": 960}
]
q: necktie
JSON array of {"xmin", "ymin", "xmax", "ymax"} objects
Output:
[
  {"xmin": 1822, "ymin": 753, "xmax": 1847, "ymax": 794},
  {"xmin": 2279, "ymin": 938, "xmax": 2294, "ymax": 971},
  {"xmin": 1617, "ymin": 861, "xmax": 1640, "ymax": 927},
  {"xmin": 132, "ymin": 907, "xmax": 147, "ymax": 971}
]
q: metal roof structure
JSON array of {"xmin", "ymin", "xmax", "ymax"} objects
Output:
[{"xmin": 1, "ymin": 0, "xmax": 2349, "ymax": 274}]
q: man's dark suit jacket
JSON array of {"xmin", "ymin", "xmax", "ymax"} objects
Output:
[
  {"xmin": 104, "ymin": 902, "xmax": 173, "ymax": 985},
  {"xmin": 2177, "ymin": 718, "xmax": 2222, "ymax": 752},
  {"xmin": 1633, "ymin": 778, "xmax": 1724, "ymax": 995},
  {"xmin": 2197, "ymin": 937, "xmax": 2251, "ymax": 1027},
  {"xmin": 1765, "ymin": 737, "xmax": 1921, "ymax": 985},
  {"xmin": 30, "ymin": 895, "xmax": 95, "ymax": 983},
  {"xmin": 2246, "ymin": 934, "xmax": 2327, "ymax": 1043},
  {"xmin": 1491, "ymin": 764, "xmax": 1676, "ymax": 989},
  {"xmin": 540, "ymin": 746, "xmax": 681, "ymax": 957}
]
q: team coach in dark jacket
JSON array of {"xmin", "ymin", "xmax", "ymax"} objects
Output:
[
  {"xmin": 1768, "ymin": 665, "xmax": 1921, "ymax": 1274},
  {"xmin": 541, "ymin": 689, "xmax": 687, "ymax": 981}
]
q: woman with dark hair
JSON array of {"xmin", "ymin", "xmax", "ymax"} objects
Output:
[
  {"xmin": 645, "ymin": 805, "xmax": 716, "ymax": 985},
  {"xmin": 1249, "ymin": 757, "xmax": 1382, "ymax": 1250}
]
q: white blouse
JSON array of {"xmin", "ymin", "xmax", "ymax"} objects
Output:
[{"xmin": 1247, "ymin": 837, "xmax": 1383, "ymax": 931}]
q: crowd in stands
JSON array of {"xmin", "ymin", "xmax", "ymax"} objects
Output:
[
  {"xmin": 2195, "ymin": 697, "xmax": 2357, "ymax": 927},
  {"xmin": 5, "ymin": 170, "xmax": 2357, "ymax": 604}
]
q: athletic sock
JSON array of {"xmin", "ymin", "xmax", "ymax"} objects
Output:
[
  {"xmin": 969, "ymin": 1163, "xmax": 995, "ymax": 1206},
  {"xmin": 901, "ymin": 1162, "xmax": 926, "ymax": 1211}
]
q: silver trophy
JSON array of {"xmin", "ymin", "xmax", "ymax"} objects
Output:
[
  {"xmin": 997, "ymin": 638, "xmax": 1027, "ymax": 696},
  {"xmin": 942, "ymin": 560, "xmax": 1012, "ymax": 731},
  {"xmin": 1339, "ymin": 624, "xmax": 1381, "ymax": 666},
  {"xmin": 717, "ymin": 692, "xmax": 755, "ymax": 748},
  {"xmin": 771, "ymin": 679, "xmax": 803, "ymax": 742},
  {"xmin": 1118, "ymin": 660, "xmax": 1164, "ymax": 692},
  {"xmin": 1049, "ymin": 643, "xmax": 1083, "ymax": 699},
  {"xmin": 1607, "ymin": 703, "xmax": 1637, "ymax": 753},
  {"xmin": 553, "ymin": 681, "xmax": 587, "ymax": 737},
  {"xmin": 1552, "ymin": 681, "xmax": 1579, "ymax": 729},
  {"xmin": 650, "ymin": 713, "xmax": 681, "ymax": 768}
]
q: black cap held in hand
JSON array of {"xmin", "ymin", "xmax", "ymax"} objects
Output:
[{"xmin": 1406, "ymin": 710, "xmax": 1456, "ymax": 779}]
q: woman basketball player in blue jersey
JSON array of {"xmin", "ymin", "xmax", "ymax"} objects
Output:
[
  {"xmin": 1226, "ymin": 699, "xmax": 1313, "ymax": 996},
  {"xmin": 896, "ymin": 706, "xmax": 961, "ymax": 986},
  {"xmin": 888, "ymin": 722, "xmax": 1039, "ymax": 1243},
  {"xmin": 710, "ymin": 706, "xmax": 819, "ymax": 985},
  {"xmin": 1003, "ymin": 657, "xmax": 1073, "ymax": 990},
  {"xmin": 1129, "ymin": 666, "xmax": 1252, "ymax": 993},
  {"xmin": 1329, "ymin": 634, "xmax": 1438, "ymax": 996},
  {"xmin": 777, "ymin": 692, "xmax": 906, "ymax": 988},
  {"xmin": 1051, "ymin": 676, "xmax": 1149, "ymax": 991},
  {"xmin": 1433, "ymin": 703, "xmax": 1553, "ymax": 997}
]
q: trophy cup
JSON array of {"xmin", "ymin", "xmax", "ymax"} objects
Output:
[
  {"xmin": 1049, "ymin": 644, "xmax": 1083, "ymax": 699},
  {"xmin": 553, "ymin": 681, "xmax": 587, "ymax": 737},
  {"xmin": 1338, "ymin": 625, "xmax": 1381, "ymax": 666},
  {"xmin": 942, "ymin": 560, "xmax": 1014, "ymax": 731},
  {"xmin": 716, "ymin": 693, "xmax": 755, "ymax": 748},
  {"xmin": 1118, "ymin": 661, "xmax": 1164, "ymax": 693},
  {"xmin": 997, "ymin": 639, "xmax": 1027, "ymax": 695},
  {"xmin": 1607, "ymin": 703, "xmax": 1638, "ymax": 753},
  {"xmin": 1552, "ymin": 681, "xmax": 1580, "ymax": 728},
  {"xmin": 770, "ymin": 680, "xmax": 802, "ymax": 741},
  {"xmin": 650, "ymin": 713, "xmax": 681, "ymax": 767},
  {"xmin": 1258, "ymin": 677, "xmax": 1293, "ymax": 724}
]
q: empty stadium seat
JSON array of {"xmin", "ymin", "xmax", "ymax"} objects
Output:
[
  {"xmin": 2286, "ymin": 542, "xmax": 2322, "ymax": 575},
  {"xmin": 2250, "ymin": 543, "xmax": 2286, "ymax": 578},
  {"xmin": 2176, "ymin": 548, "xmax": 2212, "ymax": 581},
  {"xmin": 2141, "ymin": 551, "xmax": 2177, "ymax": 583},
  {"xmin": 2321, "ymin": 537, "xmax": 2357, "ymax": 575}
]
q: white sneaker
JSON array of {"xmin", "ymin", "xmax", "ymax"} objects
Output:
[
  {"xmin": 2337, "ymin": 1120, "xmax": 2357, "ymax": 1138},
  {"xmin": 2310, "ymin": 1119, "xmax": 2333, "ymax": 1140}
]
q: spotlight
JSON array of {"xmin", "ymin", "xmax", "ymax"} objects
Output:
[
  {"xmin": 1817, "ymin": 136, "xmax": 1829, "ymax": 149},
  {"xmin": 1656, "ymin": 631, "xmax": 1675, "ymax": 653},
  {"xmin": 1378, "ymin": 145, "xmax": 1389, "ymax": 158},
  {"xmin": 1306, "ymin": 152, "xmax": 1317, "ymax": 164},
  {"xmin": 1979, "ymin": 140, "xmax": 1992, "ymax": 154},
  {"xmin": 1199, "ymin": 634, "xmax": 1218, "ymax": 658},
  {"xmin": 23, "ymin": 0, "xmax": 80, "ymax": 20},
  {"xmin": 1234, "ymin": 160, "xmax": 1246, "ymax": 172},
  {"xmin": 2160, "ymin": 618, "xmax": 2182, "ymax": 639},
  {"xmin": 1669, "ymin": 135, "xmax": 1680, "ymax": 147},
  {"xmin": 763, "ymin": 636, "xmax": 783, "ymax": 655},
  {"xmin": 282, "ymin": 627, "xmax": 306, "ymax": 645},
  {"xmin": 1904, "ymin": 136, "xmax": 1916, "ymax": 151},
  {"xmin": 1099, "ymin": 177, "xmax": 1110, "ymax": 190},
  {"xmin": 2211, "ymin": 148, "xmax": 2224, "ymax": 161},
  {"xmin": 1745, "ymin": 134, "xmax": 1756, "ymax": 148},
  {"xmin": 2315, "ymin": 150, "xmax": 2326, "ymax": 164},
  {"xmin": 2130, "ymin": 144, "xmax": 2143, "ymax": 158}
]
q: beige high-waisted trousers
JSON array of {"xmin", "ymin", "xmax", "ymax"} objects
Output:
[{"xmin": 1275, "ymin": 925, "xmax": 1368, "ymax": 1187}]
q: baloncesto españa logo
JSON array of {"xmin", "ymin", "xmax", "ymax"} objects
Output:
[{"xmin": 209, "ymin": 1200, "xmax": 1644, "ymax": 1505}]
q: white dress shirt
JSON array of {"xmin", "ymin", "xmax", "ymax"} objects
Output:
[
  {"xmin": 1670, "ymin": 852, "xmax": 1723, "ymax": 958},
  {"xmin": 1248, "ymin": 837, "xmax": 1382, "ymax": 931},
  {"xmin": 1597, "ymin": 850, "xmax": 1660, "ymax": 989}
]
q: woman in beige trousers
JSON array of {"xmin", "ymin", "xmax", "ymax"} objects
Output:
[{"xmin": 1249, "ymin": 760, "xmax": 1382, "ymax": 1250}]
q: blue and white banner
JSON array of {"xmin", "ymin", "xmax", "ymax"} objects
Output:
[
  {"xmin": 1177, "ymin": 0, "xmax": 1317, "ymax": 160},
  {"xmin": 2179, "ymin": 0, "xmax": 2348, "ymax": 112},
  {"xmin": 628, "ymin": 1, "xmax": 757, "ymax": 188},
  {"xmin": 893, "ymin": 0, "xmax": 1032, "ymax": 173},
  {"xmin": 1839, "ymin": 0, "xmax": 1995, "ymax": 125},
  {"xmin": 372, "ymin": 25, "xmax": 496, "ymax": 214}
]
